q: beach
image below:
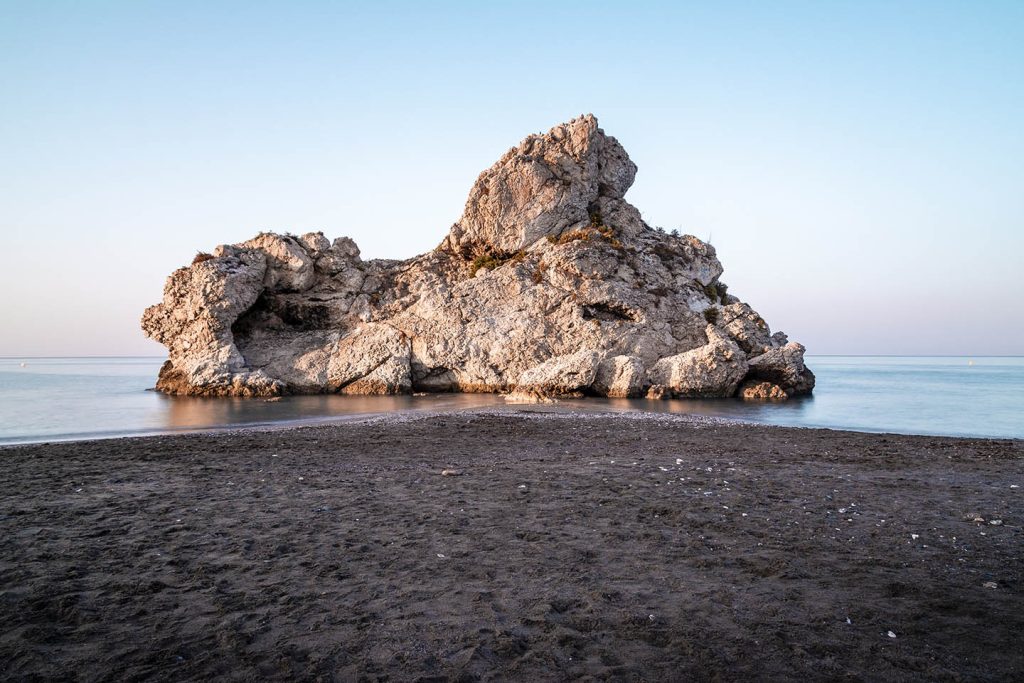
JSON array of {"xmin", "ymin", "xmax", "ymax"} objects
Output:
[{"xmin": 1, "ymin": 410, "xmax": 1021, "ymax": 681}]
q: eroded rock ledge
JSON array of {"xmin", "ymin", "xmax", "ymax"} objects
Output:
[{"xmin": 142, "ymin": 114, "xmax": 814, "ymax": 401}]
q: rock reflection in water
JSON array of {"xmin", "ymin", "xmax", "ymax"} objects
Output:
[
  {"xmin": 157, "ymin": 392, "xmax": 510, "ymax": 432},
  {"xmin": 593, "ymin": 395, "xmax": 814, "ymax": 421},
  {"xmin": 3, "ymin": 356, "xmax": 1021, "ymax": 444}
]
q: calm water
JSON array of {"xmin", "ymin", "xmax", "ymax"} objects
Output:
[{"xmin": 0, "ymin": 356, "xmax": 1021, "ymax": 444}]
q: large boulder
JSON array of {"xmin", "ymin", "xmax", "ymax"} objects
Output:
[
  {"xmin": 238, "ymin": 233, "xmax": 316, "ymax": 292},
  {"xmin": 141, "ymin": 248, "xmax": 286, "ymax": 397},
  {"xmin": 513, "ymin": 350, "xmax": 603, "ymax": 398},
  {"xmin": 739, "ymin": 380, "xmax": 789, "ymax": 401},
  {"xmin": 646, "ymin": 327, "xmax": 749, "ymax": 398},
  {"xmin": 744, "ymin": 342, "xmax": 815, "ymax": 397},
  {"xmin": 720, "ymin": 302, "xmax": 775, "ymax": 355},
  {"xmin": 315, "ymin": 236, "xmax": 363, "ymax": 281},
  {"xmin": 327, "ymin": 324, "xmax": 412, "ymax": 395},
  {"xmin": 592, "ymin": 355, "xmax": 646, "ymax": 398},
  {"xmin": 142, "ymin": 115, "xmax": 813, "ymax": 399},
  {"xmin": 441, "ymin": 114, "xmax": 638, "ymax": 256}
]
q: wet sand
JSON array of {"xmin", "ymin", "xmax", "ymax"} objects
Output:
[{"xmin": 1, "ymin": 409, "xmax": 1021, "ymax": 681}]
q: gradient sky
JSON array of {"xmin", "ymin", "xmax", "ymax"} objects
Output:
[{"xmin": 1, "ymin": 1, "xmax": 1022, "ymax": 356}]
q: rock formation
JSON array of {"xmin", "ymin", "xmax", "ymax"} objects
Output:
[{"xmin": 142, "ymin": 114, "xmax": 814, "ymax": 401}]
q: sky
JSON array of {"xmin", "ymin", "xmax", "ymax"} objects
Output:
[{"xmin": 1, "ymin": 0, "xmax": 1022, "ymax": 356}]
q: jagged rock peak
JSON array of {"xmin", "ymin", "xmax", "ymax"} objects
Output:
[
  {"xmin": 142, "ymin": 114, "xmax": 814, "ymax": 401},
  {"xmin": 441, "ymin": 114, "xmax": 638, "ymax": 256}
]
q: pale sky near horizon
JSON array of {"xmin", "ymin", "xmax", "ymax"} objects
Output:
[{"xmin": 1, "ymin": 1, "xmax": 1022, "ymax": 357}]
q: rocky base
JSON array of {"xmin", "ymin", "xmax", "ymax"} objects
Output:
[
  {"xmin": 740, "ymin": 381, "xmax": 790, "ymax": 401},
  {"xmin": 154, "ymin": 361, "xmax": 285, "ymax": 398}
]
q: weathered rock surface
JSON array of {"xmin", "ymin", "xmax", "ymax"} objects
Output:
[
  {"xmin": 142, "ymin": 114, "xmax": 813, "ymax": 400},
  {"xmin": 745, "ymin": 342, "xmax": 816, "ymax": 398},
  {"xmin": 514, "ymin": 350, "xmax": 603, "ymax": 398},
  {"xmin": 442, "ymin": 115, "xmax": 638, "ymax": 256},
  {"xmin": 740, "ymin": 381, "xmax": 789, "ymax": 401},
  {"xmin": 646, "ymin": 326, "xmax": 750, "ymax": 398},
  {"xmin": 592, "ymin": 355, "xmax": 646, "ymax": 398}
]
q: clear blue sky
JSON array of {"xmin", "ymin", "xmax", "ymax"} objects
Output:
[{"xmin": 1, "ymin": 1, "xmax": 1021, "ymax": 356}]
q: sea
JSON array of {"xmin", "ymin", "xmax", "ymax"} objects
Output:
[{"xmin": 0, "ymin": 356, "xmax": 1021, "ymax": 445}]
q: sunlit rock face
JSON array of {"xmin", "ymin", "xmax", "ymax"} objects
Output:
[{"xmin": 142, "ymin": 114, "xmax": 814, "ymax": 400}]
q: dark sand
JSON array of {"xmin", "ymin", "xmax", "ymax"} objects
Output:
[{"xmin": 1, "ymin": 410, "xmax": 1021, "ymax": 681}]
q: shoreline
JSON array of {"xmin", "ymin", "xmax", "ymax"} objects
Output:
[
  {"xmin": 4, "ymin": 402, "xmax": 1022, "ymax": 448},
  {"xmin": 2, "ymin": 412, "xmax": 1021, "ymax": 680},
  {"xmin": 0, "ymin": 404, "xmax": 735, "ymax": 448}
]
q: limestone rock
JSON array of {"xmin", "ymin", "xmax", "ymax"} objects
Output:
[
  {"xmin": 745, "ymin": 342, "xmax": 815, "ymax": 397},
  {"xmin": 239, "ymin": 233, "xmax": 316, "ymax": 292},
  {"xmin": 593, "ymin": 355, "xmax": 645, "ymax": 398},
  {"xmin": 514, "ymin": 350, "xmax": 603, "ymax": 398},
  {"xmin": 316, "ymin": 236, "xmax": 362, "ymax": 277},
  {"xmin": 441, "ymin": 114, "xmax": 638, "ymax": 256},
  {"xmin": 646, "ymin": 385, "xmax": 669, "ymax": 400},
  {"xmin": 299, "ymin": 231, "xmax": 331, "ymax": 255},
  {"xmin": 142, "ymin": 114, "xmax": 812, "ymax": 399},
  {"xmin": 328, "ymin": 324, "xmax": 412, "ymax": 394},
  {"xmin": 339, "ymin": 355, "xmax": 411, "ymax": 395},
  {"xmin": 740, "ymin": 380, "xmax": 789, "ymax": 401},
  {"xmin": 141, "ymin": 248, "xmax": 286, "ymax": 397},
  {"xmin": 647, "ymin": 326, "xmax": 749, "ymax": 398},
  {"xmin": 720, "ymin": 302, "xmax": 775, "ymax": 355}
]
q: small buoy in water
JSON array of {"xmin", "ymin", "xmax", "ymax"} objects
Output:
[
  {"xmin": 968, "ymin": 359, "xmax": 974, "ymax": 366},
  {"xmin": 19, "ymin": 362, "xmax": 26, "ymax": 367}
]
